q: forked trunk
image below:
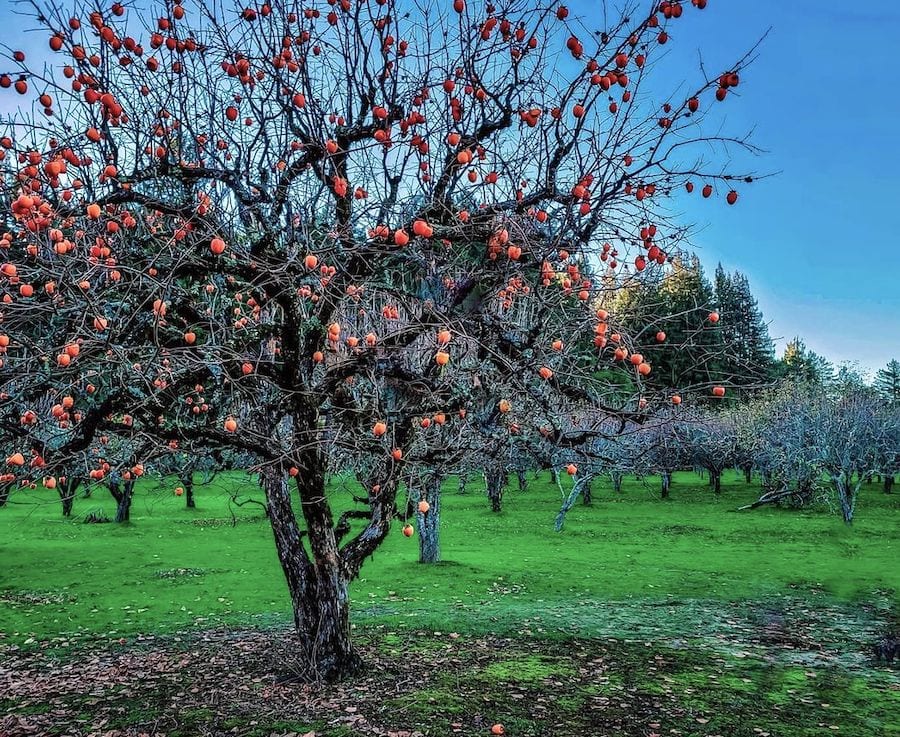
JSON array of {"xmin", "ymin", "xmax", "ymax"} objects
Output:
[
  {"xmin": 416, "ymin": 474, "xmax": 442, "ymax": 564},
  {"xmin": 835, "ymin": 474, "xmax": 855, "ymax": 525},
  {"xmin": 555, "ymin": 473, "xmax": 593, "ymax": 531},
  {"xmin": 108, "ymin": 476, "xmax": 135, "ymax": 523},
  {"xmin": 262, "ymin": 466, "xmax": 361, "ymax": 682}
]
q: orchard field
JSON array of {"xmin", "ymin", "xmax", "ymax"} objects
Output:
[
  {"xmin": 2, "ymin": 0, "xmax": 899, "ymax": 734},
  {"xmin": 2, "ymin": 472, "xmax": 899, "ymax": 736}
]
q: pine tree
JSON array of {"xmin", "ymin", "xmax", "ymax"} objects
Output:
[
  {"xmin": 615, "ymin": 254, "xmax": 723, "ymax": 391},
  {"xmin": 874, "ymin": 359, "xmax": 900, "ymax": 404},
  {"xmin": 713, "ymin": 265, "xmax": 775, "ymax": 385}
]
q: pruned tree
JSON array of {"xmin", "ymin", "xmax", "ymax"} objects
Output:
[
  {"xmin": 742, "ymin": 382, "xmax": 900, "ymax": 523},
  {"xmin": 676, "ymin": 409, "xmax": 737, "ymax": 494},
  {"xmin": 1, "ymin": 0, "xmax": 763, "ymax": 679}
]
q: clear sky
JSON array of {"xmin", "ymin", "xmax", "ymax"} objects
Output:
[
  {"xmin": 1, "ymin": 0, "xmax": 897, "ymax": 375},
  {"xmin": 603, "ymin": 0, "xmax": 900, "ymax": 377}
]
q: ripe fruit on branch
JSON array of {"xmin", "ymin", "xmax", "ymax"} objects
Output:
[
  {"xmin": 708, "ymin": 311, "xmax": 720, "ymax": 323},
  {"xmin": 6, "ymin": 452, "xmax": 25, "ymax": 466},
  {"xmin": 373, "ymin": 421, "xmax": 387, "ymax": 437},
  {"xmin": 224, "ymin": 417, "xmax": 238, "ymax": 432},
  {"xmin": 210, "ymin": 237, "xmax": 226, "ymax": 254},
  {"xmin": 402, "ymin": 524, "xmax": 414, "ymax": 537},
  {"xmin": 566, "ymin": 463, "xmax": 577, "ymax": 475},
  {"xmin": 418, "ymin": 500, "xmax": 430, "ymax": 513},
  {"xmin": 435, "ymin": 351, "xmax": 450, "ymax": 366},
  {"xmin": 498, "ymin": 399, "xmax": 511, "ymax": 413},
  {"xmin": 712, "ymin": 385, "xmax": 726, "ymax": 397}
]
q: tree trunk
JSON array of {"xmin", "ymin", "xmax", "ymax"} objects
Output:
[
  {"xmin": 182, "ymin": 474, "xmax": 196, "ymax": 508},
  {"xmin": 108, "ymin": 477, "xmax": 135, "ymax": 523},
  {"xmin": 582, "ymin": 474, "xmax": 594, "ymax": 505},
  {"xmin": 457, "ymin": 473, "xmax": 468, "ymax": 495},
  {"xmin": 416, "ymin": 474, "xmax": 442, "ymax": 564},
  {"xmin": 885, "ymin": 476, "xmax": 894, "ymax": 494},
  {"xmin": 0, "ymin": 482, "xmax": 10, "ymax": 507},
  {"xmin": 263, "ymin": 466, "xmax": 361, "ymax": 682},
  {"xmin": 661, "ymin": 471, "xmax": 671, "ymax": 499},
  {"xmin": 611, "ymin": 471, "xmax": 623, "ymax": 494},
  {"xmin": 550, "ymin": 468, "xmax": 560, "ymax": 486},
  {"xmin": 710, "ymin": 469, "xmax": 721, "ymax": 495},
  {"xmin": 555, "ymin": 473, "xmax": 593, "ymax": 531},
  {"xmin": 59, "ymin": 477, "xmax": 80, "ymax": 517},
  {"xmin": 516, "ymin": 469, "xmax": 528, "ymax": 492},
  {"xmin": 743, "ymin": 464, "xmax": 753, "ymax": 484},
  {"xmin": 485, "ymin": 468, "xmax": 504, "ymax": 512},
  {"xmin": 836, "ymin": 474, "xmax": 855, "ymax": 525}
]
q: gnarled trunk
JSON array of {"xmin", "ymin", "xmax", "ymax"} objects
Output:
[
  {"xmin": 263, "ymin": 465, "xmax": 360, "ymax": 682},
  {"xmin": 415, "ymin": 474, "xmax": 443, "ymax": 564},
  {"xmin": 485, "ymin": 467, "xmax": 504, "ymax": 512}
]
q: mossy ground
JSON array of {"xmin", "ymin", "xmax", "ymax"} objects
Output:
[{"xmin": 1, "ymin": 471, "xmax": 898, "ymax": 735}]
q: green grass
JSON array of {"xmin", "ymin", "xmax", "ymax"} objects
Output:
[
  {"xmin": 1, "ymin": 470, "xmax": 897, "ymax": 644},
  {"xmin": 2, "ymin": 470, "xmax": 899, "ymax": 736}
]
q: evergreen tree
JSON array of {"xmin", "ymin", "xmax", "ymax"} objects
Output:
[
  {"xmin": 615, "ymin": 254, "xmax": 723, "ymax": 391},
  {"xmin": 874, "ymin": 359, "xmax": 900, "ymax": 404},
  {"xmin": 780, "ymin": 337, "xmax": 835, "ymax": 386},
  {"xmin": 834, "ymin": 362, "xmax": 869, "ymax": 398},
  {"xmin": 713, "ymin": 264, "xmax": 775, "ymax": 386}
]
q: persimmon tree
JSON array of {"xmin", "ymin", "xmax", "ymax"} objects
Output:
[{"xmin": 0, "ymin": 0, "xmax": 762, "ymax": 679}]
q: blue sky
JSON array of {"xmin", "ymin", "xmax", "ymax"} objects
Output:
[
  {"xmin": 1, "ymin": 0, "xmax": 897, "ymax": 375},
  {"xmin": 613, "ymin": 0, "xmax": 900, "ymax": 376}
]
